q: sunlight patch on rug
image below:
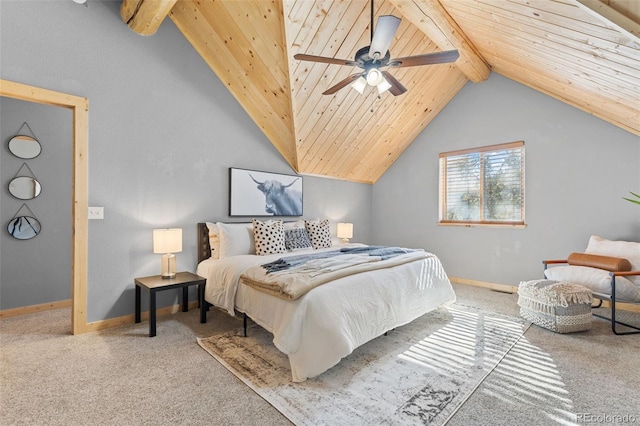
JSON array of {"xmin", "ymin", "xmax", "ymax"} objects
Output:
[{"xmin": 198, "ymin": 304, "xmax": 530, "ymax": 425}]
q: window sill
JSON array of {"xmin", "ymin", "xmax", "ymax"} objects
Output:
[{"xmin": 438, "ymin": 222, "xmax": 527, "ymax": 229}]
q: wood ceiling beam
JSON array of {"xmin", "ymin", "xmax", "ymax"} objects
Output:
[
  {"xmin": 121, "ymin": 0, "xmax": 178, "ymax": 35},
  {"xmin": 388, "ymin": 0, "xmax": 490, "ymax": 83},
  {"xmin": 575, "ymin": 0, "xmax": 640, "ymax": 41}
]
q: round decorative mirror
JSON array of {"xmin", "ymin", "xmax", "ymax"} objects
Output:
[
  {"xmin": 8, "ymin": 176, "xmax": 42, "ymax": 200},
  {"xmin": 8, "ymin": 135, "xmax": 42, "ymax": 159},
  {"xmin": 7, "ymin": 216, "xmax": 41, "ymax": 240}
]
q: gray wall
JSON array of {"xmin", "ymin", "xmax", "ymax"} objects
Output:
[
  {"xmin": 0, "ymin": 1, "xmax": 372, "ymax": 320},
  {"xmin": 2, "ymin": 1, "xmax": 637, "ymax": 320},
  {"xmin": 1, "ymin": 98, "xmax": 72, "ymax": 309},
  {"xmin": 373, "ymin": 73, "xmax": 640, "ymax": 286}
]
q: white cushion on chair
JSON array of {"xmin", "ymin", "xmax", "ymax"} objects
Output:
[
  {"xmin": 585, "ymin": 235, "xmax": 640, "ymax": 286},
  {"xmin": 544, "ymin": 265, "xmax": 640, "ymax": 302}
]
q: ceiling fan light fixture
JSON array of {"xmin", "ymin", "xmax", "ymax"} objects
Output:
[
  {"xmin": 351, "ymin": 76, "xmax": 367, "ymax": 94},
  {"xmin": 377, "ymin": 77, "xmax": 392, "ymax": 94},
  {"xmin": 294, "ymin": 0, "xmax": 459, "ymax": 97},
  {"xmin": 366, "ymin": 68, "xmax": 383, "ymax": 86}
]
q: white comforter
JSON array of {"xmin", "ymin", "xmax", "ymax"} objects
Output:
[{"xmin": 197, "ymin": 246, "xmax": 456, "ymax": 382}]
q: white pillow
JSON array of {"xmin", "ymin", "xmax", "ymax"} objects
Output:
[
  {"xmin": 216, "ymin": 222, "xmax": 255, "ymax": 258},
  {"xmin": 544, "ymin": 265, "xmax": 640, "ymax": 302},
  {"xmin": 585, "ymin": 235, "xmax": 640, "ymax": 286},
  {"xmin": 305, "ymin": 219, "xmax": 332, "ymax": 249},
  {"xmin": 283, "ymin": 220, "xmax": 305, "ymax": 230},
  {"xmin": 253, "ymin": 219, "xmax": 286, "ymax": 256},
  {"xmin": 205, "ymin": 222, "xmax": 220, "ymax": 259}
]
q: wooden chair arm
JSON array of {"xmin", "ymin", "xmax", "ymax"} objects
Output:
[
  {"xmin": 612, "ymin": 270, "xmax": 640, "ymax": 277},
  {"xmin": 542, "ymin": 259, "xmax": 568, "ymax": 265}
]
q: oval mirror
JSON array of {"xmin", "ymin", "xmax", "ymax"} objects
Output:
[
  {"xmin": 8, "ymin": 176, "xmax": 42, "ymax": 200},
  {"xmin": 8, "ymin": 135, "xmax": 42, "ymax": 159},
  {"xmin": 7, "ymin": 216, "xmax": 41, "ymax": 240}
]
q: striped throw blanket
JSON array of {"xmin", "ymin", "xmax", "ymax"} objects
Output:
[
  {"xmin": 241, "ymin": 247, "xmax": 429, "ymax": 300},
  {"xmin": 261, "ymin": 246, "xmax": 418, "ymax": 273}
]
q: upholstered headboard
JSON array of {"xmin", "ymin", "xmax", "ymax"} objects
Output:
[{"xmin": 197, "ymin": 223, "xmax": 211, "ymax": 265}]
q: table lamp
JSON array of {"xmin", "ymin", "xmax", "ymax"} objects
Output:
[
  {"xmin": 337, "ymin": 223, "xmax": 353, "ymax": 243},
  {"xmin": 153, "ymin": 228, "xmax": 182, "ymax": 278}
]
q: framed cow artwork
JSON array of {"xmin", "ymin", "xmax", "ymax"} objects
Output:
[{"xmin": 229, "ymin": 168, "xmax": 303, "ymax": 216}]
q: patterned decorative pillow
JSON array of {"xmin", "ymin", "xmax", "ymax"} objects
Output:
[
  {"xmin": 305, "ymin": 219, "xmax": 332, "ymax": 249},
  {"xmin": 284, "ymin": 228, "xmax": 313, "ymax": 251},
  {"xmin": 252, "ymin": 219, "xmax": 286, "ymax": 256}
]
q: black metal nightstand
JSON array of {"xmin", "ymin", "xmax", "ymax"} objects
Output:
[{"xmin": 134, "ymin": 271, "xmax": 206, "ymax": 337}]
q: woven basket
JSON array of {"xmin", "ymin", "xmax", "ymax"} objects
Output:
[{"xmin": 518, "ymin": 279, "xmax": 593, "ymax": 333}]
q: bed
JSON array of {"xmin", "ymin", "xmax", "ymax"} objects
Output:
[{"xmin": 196, "ymin": 221, "xmax": 456, "ymax": 382}]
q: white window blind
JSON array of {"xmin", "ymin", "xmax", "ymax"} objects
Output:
[{"xmin": 439, "ymin": 141, "xmax": 525, "ymax": 226}]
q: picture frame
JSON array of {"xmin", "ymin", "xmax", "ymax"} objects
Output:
[{"xmin": 229, "ymin": 168, "xmax": 303, "ymax": 217}]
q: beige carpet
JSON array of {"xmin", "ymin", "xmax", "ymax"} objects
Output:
[
  {"xmin": 198, "ymin": 304, "xmax": 530, "ymax": 426},
  {"xmin": 2, "ymin": 284, "xmax": 639, "ymax": 425}
]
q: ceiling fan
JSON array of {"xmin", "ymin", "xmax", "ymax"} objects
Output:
[{"xmin": 294, "ymin": 0, "xmax": 460, "ymax": 96}]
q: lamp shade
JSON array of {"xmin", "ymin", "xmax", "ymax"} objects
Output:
[
  {"xmin": 366, "ymin": 68, "xmax": 383, "ymax": 86},
  {"xmin": 336, "ymin": 223, "xmax": 353, "ymax": 239},
  {"xmin": 351, "ymin": 76, "xmax": 367, "ymax": 94},
  {"xmin": 377, "ymin": 77, "xmax": 392, "ymax": 94},
  {"xmin": 153, "ymin": 228, "xmax": 182, "ymax": 254}
]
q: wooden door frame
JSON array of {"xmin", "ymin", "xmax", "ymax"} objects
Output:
[{"xmin": 1, "ymin": 79, "xmax": 89, "ymax": 334}]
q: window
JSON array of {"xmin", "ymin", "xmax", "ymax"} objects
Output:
[{"xmin": 439, "ymin": 141, "xmax": 525, "ymax": 226}]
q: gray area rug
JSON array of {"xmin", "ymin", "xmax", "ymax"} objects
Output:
[{"xmin": 198, "ymin": 304, "xmax": 530, "ymax": 425}]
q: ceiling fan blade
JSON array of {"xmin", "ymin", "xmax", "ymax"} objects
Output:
[
  {"xmin": 381, "ymin": 71, "xmax": 407, "ymax": 96},
  {"xmin": 323, "ymin": 73, "xmax": 363, "ymax": 95},
  {"xmin": 389, "ymin": 50, "xmax": 460, "ymax": 68},
  {"xmin": 368, "ymin": 15, "xmax": 401, "ymax": 61},
  {"xmin": 294, "ymin": 53, "xmax": 358, "ymax": 66}
]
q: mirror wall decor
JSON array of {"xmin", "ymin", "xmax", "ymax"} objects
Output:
[
  {"xmin": 6, "ymin": 122, "xmax": 42, "ymax": 239},
  {"xmin": 7, "ymin": 216, "xmax": 41, "ymax": 240},
  {"xmin": 9, "ymin": 176, "xmax": 42, "ymax": 200},
  {"xmin": 7, "ymin": 204, "xmax": 41, "ymax": 240},
  {"xmin": 8, "ymin": 122, "xmax": 41, "ymax": 159},
  {"xmin": 9, "ymin": 135, "xmax": 41, "ymax": 159},
  {"xmin": 8, "ymin": 163, "xmax": 41, "ymax": 200}
]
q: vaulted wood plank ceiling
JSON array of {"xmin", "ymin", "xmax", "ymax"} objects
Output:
[{"xmin": 121, "ymin": 0, "xmax": 640, "ymax": 184}]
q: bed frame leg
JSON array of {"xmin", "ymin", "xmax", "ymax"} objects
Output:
[{"xmin": 243, "ymin": 313, "xmax": 248, "ymax": 337}]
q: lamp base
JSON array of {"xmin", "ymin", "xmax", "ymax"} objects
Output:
[
  {"xmin": 340, "ymin": 238, "xmax": 350, "ymax": 243},
  {"xmin": 160, "ymin": 253, "xmax": 176, "ymax": 279}
]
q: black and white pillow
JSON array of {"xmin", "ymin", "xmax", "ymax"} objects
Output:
[
  {"xmin": 305, "ymin": 219, "xmax": 332, "ymax": 249},
  {"xmin": 252, "ymin": 219, "xmax": 286, "ymax": 256},
  {"xmin": 284, "ymin": 228, "xmax": 312, "ymax": 251}
]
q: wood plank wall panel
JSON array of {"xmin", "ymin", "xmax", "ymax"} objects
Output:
[
  {"xmin": 441, "ymin": 0, "xmax": 640, "ymax": 136},
  {"xmin": 140, "ymin": 0, "xmax": 638, "ymax": 183},
  {"xmin": 601, "ymin": 0, "xmax": 640, "ymax": 23},
  {"xmin": 168, "ymin": 0, "xmax": 298, "ymax": 169},
  {"xmin": 284, "ymin": 0, "xmax": 468, "ymax": 183}
]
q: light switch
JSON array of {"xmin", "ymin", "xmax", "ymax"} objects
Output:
[{"xmin": 88, "ymin": 206, "xmax": 104, "ymax": 220}]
